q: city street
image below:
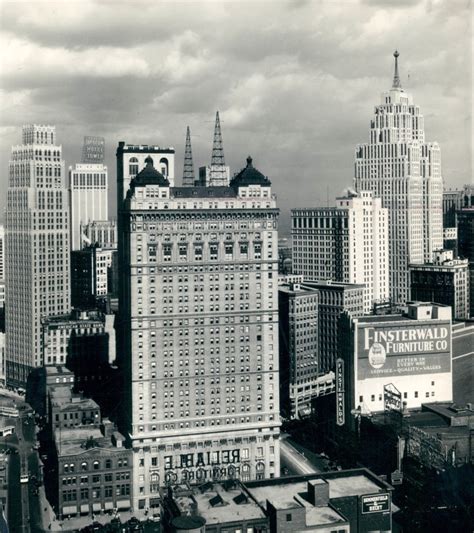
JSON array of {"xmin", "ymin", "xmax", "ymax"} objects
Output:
[
  {"xmin": 1, "ymin": 398, "xmax": 43, "ymax": 533},
  {"xmin": 280, "ymin": 435, "xmax": 325, "ymax": 476}
]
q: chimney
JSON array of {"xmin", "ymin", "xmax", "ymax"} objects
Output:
[{"xmin": 307, "ymin": 479, "xmax": 329, "ymax": 506}]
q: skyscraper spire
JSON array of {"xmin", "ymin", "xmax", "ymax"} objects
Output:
[
  {"xmin": 211, "ymin": 111, "xmax": 226, "ymax": 166},
  {"xmin": 392, "ymin": 50, "xmax": 402, "ymax": 89},
  {"xmin": 182, "ymin": 126, "xmax": 195, "ymax": 186}
]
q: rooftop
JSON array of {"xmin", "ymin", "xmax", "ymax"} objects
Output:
[
  {"xmin": 57, "ymin": 426, "xmax": 126, "ymax": 456},
  {"xmin": 171, "ymin": 482, "xmax": 266, "ymax": 525},
  {"xmin": 303, "ymin": 280, "xmax": 366, "ymax": 290}
]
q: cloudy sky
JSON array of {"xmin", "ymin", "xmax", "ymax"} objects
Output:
[{"xmin": 0, "ymin": 0, "xmax": 471, "ymax": 234}]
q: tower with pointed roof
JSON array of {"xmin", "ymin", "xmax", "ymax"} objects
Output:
[
  {"xmin": 182, "ymin": 126, "xmax": 195, "ymax": 187},
  {"xmin": 354, "ymin": 51, "xmax": 443, "ymax": 305},
  {"xmin": 198, "ymin": 111, "xmax": 231, "ymax": 187}
]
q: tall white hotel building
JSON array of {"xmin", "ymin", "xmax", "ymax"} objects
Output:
[
  {"xmin": 5, "ymin": 125, "xmax": 70, "ymax": 387},
  {"xmin": 354, "ymin": 52, "xmax": 443, "ymax": 305},
  {"xmin": 117, "ymin": 151, "xmax": 280, "ymax": 509},
  {"xmin": 292, "ymin": 191, "xmax": 388, "ymax": 314}
]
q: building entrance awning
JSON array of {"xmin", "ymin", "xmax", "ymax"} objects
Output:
[
  {"xmin": 116, "ymin": 499, "xmax": 131, "ymax": 510},
  {"xmin": 104, "ymin": 501, "xmax": 114, "ymax": 510},
  {"xmin": 80, "ymin": 504, "xmax": 89, "ymax": 514},
  {"xmin": 92, "ymin": 503, "xmax": 101, "ymax": 512},
  {"xmin": 62, "ymin": 505, "xmax": 77, "ymax": 516}
]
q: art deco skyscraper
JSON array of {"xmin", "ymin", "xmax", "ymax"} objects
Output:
[
  {"xmin": 119, "ymin": 154, "xmax": 280, "ymax": 509},
  {"xmin": 5, "ymin": 125, "xmax": 70, "ymax": 387},
  {"xmin": 354, "ymin": 52, "xmax": 443, "ymax": 305}
]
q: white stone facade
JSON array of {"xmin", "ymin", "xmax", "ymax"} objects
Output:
[
  {"xmin": 119, "ymin": 160, "xmax": 280, "ymax": 509},
  {"xmin": 354, "ymin": 62, "xmax": 443, "ymax": 305},
  {"xmin": 5, "ymin": 125, "xmax": 70, "ymax": 387},
  {"xmin": 69, "ymin": 163, "xmax": 108, "ymax": 250}
]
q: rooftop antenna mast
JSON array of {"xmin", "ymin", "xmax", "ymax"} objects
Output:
[{"xmin": 182, "ymin": 126, "xmax": 195, "ymax": 186}]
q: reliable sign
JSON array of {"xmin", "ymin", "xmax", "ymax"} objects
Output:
[
  {"xmin": 358, "ymin": 321, "xmax": 451, "ymax": 380},
  {"xmin": 336, "ymin": 358, "xmax": 345, "ymax": 426},
  {"xmin": 361, "ymin": 493, "xmax": 390, "ymax": 514}
]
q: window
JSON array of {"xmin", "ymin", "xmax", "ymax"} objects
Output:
[
  {"xmin": 93, "ymin": 461, "xmax": 100, "ymax": 470},
  {"xmin": 129, "ymin": 157, "xmax": 139, "ymax": 175},
  {"xmin": 286, "ymin": 513, "xmax": 292, "ymax": 522},
  {"xmin": 105, "ymin": 459, "xmax": 112, "ymax": 469}
]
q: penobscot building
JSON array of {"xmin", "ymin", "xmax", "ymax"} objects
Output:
[
  {"xmin": 354, "ymin": 52, "xmax": 443, "ymax": 305},
  {"xmin": 117, "ymin": 153, "xmax": 280, "ymax": 510},
  {"xmin": 5, "ymin": 125, "xmax": 70, "ymax": 387}
]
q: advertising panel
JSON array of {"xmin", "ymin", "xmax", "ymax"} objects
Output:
[
  {"xmin": 336, "ymin": 358, "xmax": 345, "ymax": 426},
  {"xmin": 361, "ymin": 493, "xmax": 390, "ymax": 514},
  {"xmin": 357, "ymin": 321, "xmax": 451, "ymax": 380}
]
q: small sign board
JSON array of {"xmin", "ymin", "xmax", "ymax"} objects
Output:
[
  {"xmin": 361, "ymin": 493, "xmax": 390, "ymax": 514},
  {"xmin": 336, "ymin": 358, "xmax": 345, "ymax": 426},
  {"xmin": 391, "ymin": 470, "xmax": 403, "ymax": 485}
]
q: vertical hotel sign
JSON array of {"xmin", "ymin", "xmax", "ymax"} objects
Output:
[{"xmin": 336, "ymin": 358, "xmax": 345, "ymax": 426}]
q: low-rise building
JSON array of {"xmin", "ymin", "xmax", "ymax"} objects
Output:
[
  {"xmin": 161, "ymin": 480, "xmax": 269, "ymax": 533},
  {"xmin": 246, "ymin": 468, "xmax": 393, "ymax": 533},
  {"xmin": 410, "ymin": 249, "xmax": 470, "ymax": 320},
  {"xmin": 56, "ymin": 421, "xmax": 132, "ymax": 519}
]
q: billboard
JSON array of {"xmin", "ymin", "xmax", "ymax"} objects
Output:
[
  {"xmin": 357, "ymin": 321, "xmax": 451, "ymax": 380},
  {"xmin": 336, "ymin": 358, "xmax": 345, "ymax": 426},
  {"xmin": 361, "ymin": 493, "xmax": 390, "ymax": 514}
]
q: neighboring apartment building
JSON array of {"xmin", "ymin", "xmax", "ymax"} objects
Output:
[
  {"xmin": 118, "ymin": 154, "xmax": 280, "ymax": 509},
  {"xmin": 410, "ymin": 249, "xmax": 470, "ymax": 320},
  {"xmin": 292, "ymin": 190, "xmax": 388, "ymax": 313},
  {"xmin": 303, "ymin": 281, "xmax": 365, "ymax": 374},
  {"xmin": 354, "ymin": 52, "xmax": 443, "ymax": 305},
  {"xmin": 5, "ymin": 125, "xmax": 70, "ymax": 387}
]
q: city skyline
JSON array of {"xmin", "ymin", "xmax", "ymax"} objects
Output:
[{"xmin": 0, "ymin": 0, "xmax": 471, "ymax": 235}]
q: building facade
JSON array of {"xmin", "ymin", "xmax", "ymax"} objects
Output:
[
  {"xmin": 443, "ymin": 185, "xmax": 474, "ymax": 228},
  {"xmin": 69, "ymin": 163, "xmax": 108, "ymax": 250},
  {"xmin": 278, "ymin": 282, "xmax": 321, "ymax": 418},
  {"xmin": 354, "ymin": 52, "xmax": 443, "ymax": 305},
  {"xmin": 71, "ymin": 245, "xmax": 117, "ymax": 309},
  {"xmin": 119, "ymin": 155, "xmax": 280, "ymax": 510},
  {"xmin": 0, "ymin": 225, "xmax": 4, "ymax": 309},
  {"xmin": 341, "ymin": 302, "xmax": 453, "ymax": 421},
  {"xmin": 292, "ymin": 190, "xmax": 388, "ymax": 313},
  {"xmin": 5, "ymin": 125, "xmax": 70, "ymax": 387},
  {"xmin": 410, "ymin": 250, "xmax": 470, "ymax": 320},
  {"xmin": 457, "ymin": 208, "xmax": 474, "ymax": 317},
  {"xmin": 303, "ymin": 281, "xmax": 365, "ymax": 374},
  {"xmin": 80, "ymin": 219, "xmax": 117, "ymax": 249}
]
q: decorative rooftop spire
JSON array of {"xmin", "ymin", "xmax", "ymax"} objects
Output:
[
  {"xmin": 211, "ymin": 111, "xmax": 226, "ymax": 166},
  {"xmin": 392, "ymin": 50, "xmax": 402, "ymax": 89},
  {"xmin": 182, "ymin": 126, "xmax": 195, "ymax": 186}
]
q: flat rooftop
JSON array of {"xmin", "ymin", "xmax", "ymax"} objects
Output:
[
  {"xmin": 173, "ymin": 483, "xmax": 266, "ymax": 525},
  {"xmin": 57, "ymin": 427, "xmax": 118, "ymax": 456}
]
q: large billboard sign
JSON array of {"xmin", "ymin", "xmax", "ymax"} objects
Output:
[{"xmin": 358, "ymin": 321, "xmax": 451, "ymax": 380}]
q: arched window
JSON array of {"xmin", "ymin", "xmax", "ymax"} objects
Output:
[
  {"xmin": 81, "ymin": 462, "xmax": 88, "ymax": 471},
  {"xmin": 93, "ymin": 460, "xmax": 100, "ymax": 470},
  {"xmin": 159, "ymin": 157, "xmax": 169, "ymax": 177},
  {"xmin": 241, "ymin": 463, "xmax": 251, "ymax": 482},
  {"xmin": 129, "ymin": 157, "xmax": 139, "ymax": 176}
]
